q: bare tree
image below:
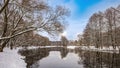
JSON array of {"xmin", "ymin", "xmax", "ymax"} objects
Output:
[
  {"xmin": 0, "ymin": 0, "xmax": 70, "ymax": 52},
  {"xmin": 81, "ymin": 5, "xmax": 120, "ymax": 49},
  {"xmin": 61, "ymin": 36, "xmax": 68, "ymax": 46}
]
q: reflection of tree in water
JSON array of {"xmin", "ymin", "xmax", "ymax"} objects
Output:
[
  {"xmin": 18, "ymin": 47, "xmax": 69, "ymax": 68},
  {"xmin": 18, "ymin": 48, "xmax": 49, "ymax": 68},
  {"xmin": 18, "ymin": 47, "xmax": 120, "ymax": 68},
  {"xmin": 60, "ymin": 47, "xmax": 69, "ymax": 59},
  {"xmin": 77, "ymin": 50, "xmax": 120, "ymax": 68}
]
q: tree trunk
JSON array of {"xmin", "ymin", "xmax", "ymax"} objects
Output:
[
  {"xmin": 0, "ymin": 47, "xmax": 3, "ymax": 52},
  {"xmin": 0, "ymin": 39, "xmax": 9, "ymax": 52}
]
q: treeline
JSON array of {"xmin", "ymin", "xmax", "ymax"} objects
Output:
[
  {"xmin": 0, "ymin": 0, "xmax": 69, "ymax": 52},
  {"xmin": 13, "ymin": 32, "xmax": 50, "ymax": 47},
  {"xmin": 61, "ymin": 36, "xmax": 68, "ymax": 46},
  {"xmin": 78, "ymin": 5, "xmax": 120, "ymax": 48}
]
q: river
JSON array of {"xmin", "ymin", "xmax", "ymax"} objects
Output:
[{"xmin": 0, "ymin": 46, "xmax": 120, "ymax": 68}]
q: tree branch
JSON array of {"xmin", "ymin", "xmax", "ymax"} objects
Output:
[
  {"xmin": 0, "ymin": 28, "xmax": 37, "ymax": 40},
  {"xmin": 0, "ymin": 0, "xmax": 10, "ymax": 14}
]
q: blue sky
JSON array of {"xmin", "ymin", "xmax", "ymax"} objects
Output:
[{"xmin": 41, "ymin": 0, "xmax": 120, "ymax": 40}]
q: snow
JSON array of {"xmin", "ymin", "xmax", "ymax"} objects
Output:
[
  {"xmin": 24, "ymin": 46, "xmax": 79, "ymax": 50},
  {"xmin": 0, "ymin": 47, "xmax": 26, "ymax": 68},
  {"xmin": 79, "ymin": 46, "xmax": 120, "ymax": 54},
  {"xmin": 21, "ymin": 46, "xmax": 120, "ymax": 53},
  {"xmin": 67, "ymin": 46, "xmax": 78, "ymax": 49}
]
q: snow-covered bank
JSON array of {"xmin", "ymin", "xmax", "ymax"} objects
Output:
[
  {"xmin": 0, "ymin": 47, "xmax": 26, "ymax": 68},
  {"xmin": 20, "ymin": 45, "xmax": 120, "ymax": 54},
  {"xmin": 22, "ymin": 46, "xmax": 79, "ymax": 50},
  {"xmin": 78, "ymin": 46, "xmax": 120, "ymax": 54}
]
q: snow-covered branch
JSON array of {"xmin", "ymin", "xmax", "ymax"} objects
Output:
[{"xmin": 0, "ymin": 27, "xmax": 37, "ymax": 40}]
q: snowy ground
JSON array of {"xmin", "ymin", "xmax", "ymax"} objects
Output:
[
  {"xmin": 0, "ymin": 47, "xmax": 26, "ymax": 68},
  {"xmin": 23, "ymin": 45, "xmax": 78, "ymax": 50},
  {"xmin": 79, "ymin": 46, "xmax": 120, "ymax": 53},
  {"xmin": 19, "ymin": 45, "xmax": 120, "ymax": 54}
]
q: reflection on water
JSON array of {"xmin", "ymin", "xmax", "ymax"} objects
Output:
[
  {"xmin": 80, "ymin": 51, "xmax": 120, "ymax": 68},
  {"xmin": 18, "ymin": 46, "xmax": 120, "ymax": 68}
]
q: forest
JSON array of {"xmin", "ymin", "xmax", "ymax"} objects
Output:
[{"xmin": 78, "ymin": 5, "xmax": 120, "ymax": 49}]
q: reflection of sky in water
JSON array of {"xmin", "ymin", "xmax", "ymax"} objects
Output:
[
  {"xmin": 18, "ymin": 47, "xmax": 120, "ymax": 68},
  {"xmin": 33, "ymin": 52, "xmax": 83, "ymax": 68}
]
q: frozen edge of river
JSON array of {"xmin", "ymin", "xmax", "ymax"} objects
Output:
[
  {"xmin": 79, "ymin": 46, "xmax": 120, "ymax": 54},
  {"xmin": 19, "ymin": 46, "xmax": 120, "ymax": 54}
]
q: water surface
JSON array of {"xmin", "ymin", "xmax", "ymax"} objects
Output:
[{"xmin": 18, "ymin": 46, "xmax": 120, "ymax": 68}]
